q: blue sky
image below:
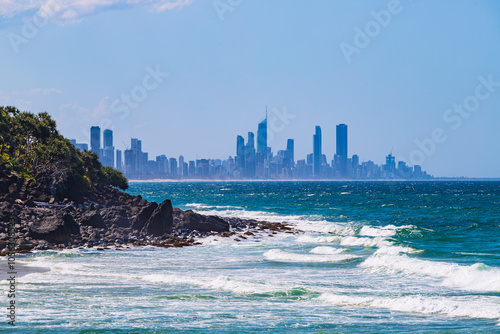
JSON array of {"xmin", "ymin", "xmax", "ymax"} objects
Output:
[{"xmin": 1, "ymin": 0, "xmax": 499, "ymax": 177}]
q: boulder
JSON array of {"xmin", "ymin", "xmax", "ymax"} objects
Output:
[
  {"xmin": 79, "ymin": 211, "xmax": 106, "ymax": 229},
  {"xmin": 131, "ymin": 202, "xmax": 158, "ymax": 232},
  {"xmin": 0, "ymin": 202, "xmax": 15, "ymax": 223},
  {"xmin": 175, "ymin": 210, "xmax": 229, "ymax": 233},
  {"xmin": 100, "ymin": 206, "xmax": 131, "ymax": 227},
  {"xmin": 29, "ymin": 213, "xmax": 80, "ymax": 244},
  {"xmin": 142, "ymin": 199, "xmax": 173, "ymax": 236},
  {"xmin": 36, "ymin": 168, "xmax": 83, "ymax": 204}
]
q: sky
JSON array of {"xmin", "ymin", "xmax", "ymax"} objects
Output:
[{"xmin": 1, "ymin": 0, "xmax": 499, "ymax": 178}]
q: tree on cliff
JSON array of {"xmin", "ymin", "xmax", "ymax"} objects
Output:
[{"xmin": 0, "ymin": 106, "xmax": 128, "ymax": 191}]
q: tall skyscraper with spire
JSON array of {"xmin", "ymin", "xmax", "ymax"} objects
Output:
[{"xmin": 313, "ymin": 126, "xmax": 322, "ymax": 177}]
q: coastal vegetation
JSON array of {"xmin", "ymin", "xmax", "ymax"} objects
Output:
[{"xmin": 0, "ymin": 106, "xmax": 128, "ymax": 190}]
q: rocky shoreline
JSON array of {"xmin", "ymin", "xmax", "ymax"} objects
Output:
[{"xmin": 0, "ymin": 163, "xmax": 298, "ymax": 254}]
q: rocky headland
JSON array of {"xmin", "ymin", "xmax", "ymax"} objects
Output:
[{"xmin": 0, "ymin": 162, "xmax": 296, "ymax": 254}]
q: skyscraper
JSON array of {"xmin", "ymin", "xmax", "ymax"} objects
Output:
[
  {"xmin": 336, "ymin": 124, "xmax": 348, "ymax": 176},
  {"xmin": 124, "ymin": 149, "xmax": 134, "ymax": 176},
  {"xmin": 286, "ymin": 139, "xmax": 294, "ymax": 168},
  {"xmin": 116, "ymin": 149, "xmax": 122, "ymax": 171},
  {"xmin": 236, "ymin": 135, "xmax": 245, "ymax": 172},
  {"xmin": 90, "ymin": 126, "xmax": 101, "ymax": 155},
  {"xmin": 248, "ymin": 132, "xmax": 255, "ymax": 149},
  {"xmin": 257, "ymin": 113, "xmax": 267, "ymax": 156},
  {"xmin": 179, "ymin": 155, "xmax": 184, "ymax": 176},
  {"xmin": 131, "ymin": 138, "xmax": 143, "ymax": 175},
  {"xmin": 103, "ymin": 129, "xmax": 113, "ymax": 148},
  {"xmin": 245, "ymin": 133, "xmax": 256, "ymax": 178},
  {"xmin": 313, "ymin": 126, "xmax": 322, "ymax": 177},
  {"xmin": 102, "ymin": 129, "xmax": 114, "ymax": 168}
]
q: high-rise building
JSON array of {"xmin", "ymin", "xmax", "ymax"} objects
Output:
[
  {"xmin": 156, "ymin": 155, "xmax": 168, "ymax": 174},
  {"xmin": 124, "ymin": 149, "xmax": 134, "ymax": 175},
  {"xmin": 236, "ymin": 135, "xmax": 245, "ymax": 171},
  {"xmin": 103, "ymin": 129, "xmax": 113, "ymax": 148},
  {"xmin": 257, "ymin": 113, "xmax": 267, "ymax": 156},
  {"xmin": 90, "ymin": 126, "xmax": 101, "ymax": 156},
  {"xmin": 336, "ymin": 124, "xmax": 348, "ymax": 176},
  {"xmin": 286, "ymin": 139, "xmax": 294, "ymax": 168},
  {"xmin": 102, "ymin": 129, "xmax": 114, "ymax": 168},
  {"xmin": 179, "ymin": 155, "xmax": 184, "ymax": 176},
  {"xmin": 169, "ymin": 158, "xmax": 178, "ymax": 176},
  {"xmin": 131, "ymin": 138, "xmax": 143, "ymax": 175},
  {"xmin": 248, "ymin": 132, "xmax": 255, "ymax": 149},
  {"xmin": 385, "ymin": 153, "xmax": 396, "ymax": 175},
  {"xmin": 116, "ymin": 149, "xmax": 122, "ymax": 171},
  {"xmin": 188, "ymin": 161, "xmax": 196, "ymax": 176},
  {"xmin": 75, "ymin": 143, "xmax": 88, "ymax": 151},
  {"xmin": 313, "ymin": 126, "xmax": 322, "ymax": 177},
  {"xmin": 245, "ymin": 134, "xmax": 256, "ymax": 178}
]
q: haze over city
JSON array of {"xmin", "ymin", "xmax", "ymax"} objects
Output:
[{"xmin": 1, "ymin": 0, "xmax": 500, "ymax": 177}]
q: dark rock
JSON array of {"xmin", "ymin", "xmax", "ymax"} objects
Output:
[
  {"xmin": 0, "ymin": 202, "xmax": 16, "ymax": 223},
  {"xmin": 100, "ymin": 206, "xmax": 131, "ymax": 227},
  {"xmin": 36, "ymin": 167, "xmax": 84, "ymax": 204},
  {"xmin": 175, "ymin": 210, "xmax": 229, "ymax": 233},
  {"xmin": 131, "ymin": 202, "xmax": 158, "ymax": 231},
  {"xmin": 29, "ymin": 213, "xmax": 80, "ymax": 244},
  {"xmin": 142, "ymin": 199, "xmax": 173, "ymax": 236},
  {"xmin": 79, "ymin": 211, "xmax": 106, "ymax": 229},
  {"xmin": 24, "ymin": 199, "xmax": 36, "ymax": 207},
  {"xmin": 8, "ymin": 183, "xmax": 19, "ymax": 194}
]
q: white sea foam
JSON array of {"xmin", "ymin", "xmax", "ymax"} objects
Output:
[
  {"xmin": 296, "ymin": 235, "xmax": 342, "ymax": 244},
  {"xmin": 185, "ymin": 203, "xmax": 244, "ymax": 210},
  {"xmin": 293, "ymin": 220, "xmax": 356, "ymax": 235},
  {"xmin": 372, "ymin": 245, "xmax": 421, "ymax": 255},
  {"xmin": 141, "ymin": 274, "xmax": 282, "ymax": 294},
  {"xmin": 339, "ymin": 236, "xmax": 393, "ymax": 248},
  {"xmin": 360, "ymin": 253, "xmax": 500, "ymax": 292},
  {"xmin": 296, "ymin": 234, "xmax": 392, "ymax": 248},
  {"xmin": 318, "ymin": 293, "xmax": 500, "ymax": 320},
  {"xmin": 309, "ymin": 246, "xmax": 347, "ymax": 254},
  {"xmin": 358, "ymin": 224, "xmax": 413, "ymax": 237},
  {"xmin": 263, "ymin": 249, "xmax": 359, "ymax": 263}
]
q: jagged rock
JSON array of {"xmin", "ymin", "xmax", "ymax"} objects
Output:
[
  {"xmin": 35, "ymin": 167, "xmax": 84, "ymax": 204},
  {"xmin": 100, "ymin": 206, "xmax": 130, "ymax": 227},
  {"xmin": 131, "ymin": 202, "xmax": 158, "ymax": 231},
  {"xmin": 142, "ymin": 199, "xmax": 173, "ymax": 236},
  {"xmin": 174, "ymin": 210, "xmax": 229, "ymax": 233},
  {"xmin": 28, "ymin": 213, "xmax": 80, "ymax": 244},
  {"xmin": 78, "ymin": 211, "xmax": 106, "ymax": 229}
]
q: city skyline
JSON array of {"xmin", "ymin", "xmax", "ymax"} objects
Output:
[
  {"xmin": 1, "ymin": 1, "xmax": 500, "ymax": 177},
  {"xmin": 76, "ymin": 115, "xmax": 434, "ymax": 180}
]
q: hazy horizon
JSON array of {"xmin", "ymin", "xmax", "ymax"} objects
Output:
[{"xmin": 1, "ymin": 0, "xmax": 499, "ymax": 178}]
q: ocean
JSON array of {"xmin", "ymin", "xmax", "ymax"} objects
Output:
[{"xmin": 5, "ymin": 181, "xmax": 500, "ymax": 333}]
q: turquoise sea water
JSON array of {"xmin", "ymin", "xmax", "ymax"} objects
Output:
[{"xmin": 4, "ymin": 181, "xmax": 500, "ymax": 333}]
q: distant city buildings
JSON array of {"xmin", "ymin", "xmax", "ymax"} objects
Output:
[
  {"xmin": 336, "ymin": 124, "xmax": 348, "ymax": 177},
  {"xmin": 90, "ymin": 126, "xmax": 101, "ymax": 156},
  {"xmin": 70, "ymin": 116, "xmax": 432, "ymax": 180},
  {"xmin": 313, "ymin": 126, "xmax": 322, "ymax": 177}
]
